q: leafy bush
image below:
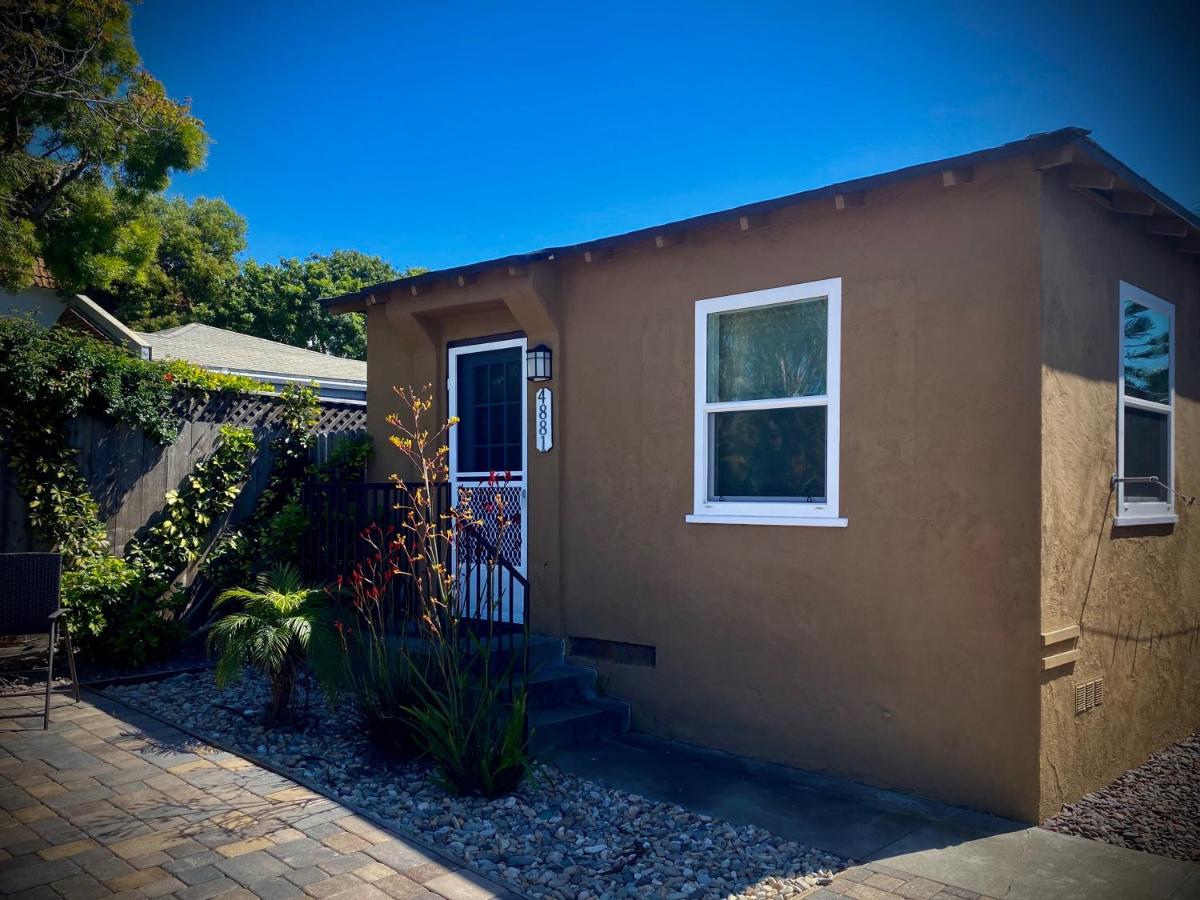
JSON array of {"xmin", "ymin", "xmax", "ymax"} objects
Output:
[
  {"xmin": 262, "ymin": 498, "xmax": 307, "ymax": 564},
  {"xmin": 55, "ymin": 424, "xmax": 256, "ymax": 665},
  {"xmin": 60, "ymin": 556, "xmax": 141, "ymax": 640},
  {"xmin": 208, "ymin": 565, "xmax": 337, "ymax": 726},
  {"xmin": 316, "ymin": 433, "xmax": 374, "ymax": 482},
  {"xmin": 101, "ymin": 598, "xmax": 188, "ymax": 669},
  {"xmin": 162, "ymin": 359, "xmax": 273, "ymax": 395},
  {"xmin": 406, "ymin": 655, "xmax": 531, "ymax": 798},
  {"xmin": 11, "ymin": 430, "xmax": 110, "ymax": 568}
]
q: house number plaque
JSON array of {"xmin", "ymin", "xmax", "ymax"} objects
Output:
[{"xmin": 535, "ymin": 387, "xmax": 552, "ymax": 452}]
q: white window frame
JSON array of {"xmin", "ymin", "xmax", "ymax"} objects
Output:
[
  {"xmin": 1116, "ymin": 281, "xmax": 1176, "ymax": 527},
  {"xmin": 686, "ymin": 277, "xmax": 845, "ymax": 527}
]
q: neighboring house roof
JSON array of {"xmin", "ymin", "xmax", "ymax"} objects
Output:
[
  {"xmin": 65, "ymin": 294, "xmax": 151, "ymax": 357},
  {"xmin": 2, "ymin": 264, "xmax": 150, "ymax": 356},
  {"xmin": 31, "ymin": 258, "xmax": 56, "ymax": 289},
  {"xmin": 325, "ymin": 126, "xmax": 1199, "ymax": 312},
  {"xmin": 135, "ymin": 322, "xmax": 367, "ymax": 386}
]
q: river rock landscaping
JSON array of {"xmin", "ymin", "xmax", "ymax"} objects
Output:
[
  {"xmin": 106, "ymin": 670, "xmax": 846, "ymax": 899},
  {"xmin": 1041, "ymin": 731, "xmax": 1200, "ymax": 862}
]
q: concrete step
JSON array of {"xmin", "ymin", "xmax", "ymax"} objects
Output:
[
  {"xmin": 528, "ymin": 697, "xmax": 632, "ymax": 754},
  {"xmin": 523, "ymin": 664, "xmax": 599, "ymax": 709},
  {"xmin": 484, "ymin": 632, "xmax": 565, "ymax": 674}
]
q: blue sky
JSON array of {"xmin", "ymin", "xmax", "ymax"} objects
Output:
[{"xmin": 132, "ymin": 0, "xmax": 1200, "ymax": 272}]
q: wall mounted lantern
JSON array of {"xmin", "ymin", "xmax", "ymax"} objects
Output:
[{"xmin": 526, "ymin": 344, "xmax": 552, "ymax": 382}]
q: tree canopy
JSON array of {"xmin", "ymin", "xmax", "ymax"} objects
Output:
[
  {"xmin": 211, "ymin": 251, "xmax": 421, "ymax": 361},
  {"xmin": 0, "ymin": 0, "xmax": 208, "ymax": 293},
  {"xmin": 97, "ymin": 194, "xmax": 247, "ymax": 332},
  {"xmin": 1, "ymin": 1, "xmax": 417, "ymax": 362}
]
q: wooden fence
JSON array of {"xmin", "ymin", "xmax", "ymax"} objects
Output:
[{"xmin": 0, "ymin": 391, "xmax": 366, "ymax": 558}]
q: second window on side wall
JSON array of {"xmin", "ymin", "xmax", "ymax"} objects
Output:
[
  {"xmin": 690, "ymin": 277, "xmax": 843, "ymax": 526},
  {"xmin": 1117, "ymin": 281, "xmax": 1176, "ymax": 525}
]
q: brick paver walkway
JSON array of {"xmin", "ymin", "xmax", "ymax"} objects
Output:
[
  {"xmin": 815, "ymin": 863, "xmax": 996, "ymax": 900},
  {"xmin": 0, "ymin": 691, "xmax": 516, "ymax": 899}
]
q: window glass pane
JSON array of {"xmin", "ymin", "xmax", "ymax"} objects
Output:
[
  {"xmin": 1123, "ymin": 301, "xmax": 1170, "ymax": 405},
  {"xmin": 712, "ymin": 406, "xmax": 826, "ymax": 501},
  {"xmin": 707, "ymin": 298, "xmax": 827, "ymax": 402},
  {"xmin": 456, "ymin": 347, "xmax": 522, "ymax": 473},
  {"xmin": 1124, "ymin": 407, "xmax": 1169, "ymax": 502}
]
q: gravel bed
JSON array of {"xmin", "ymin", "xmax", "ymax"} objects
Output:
[
  {"xmin": 1042, "ymin": 732, "xmax": 1200, "ymax": 861},
  {"xmin": 107, "ymin": 671, "xmax": 846, "ymax": 899}
]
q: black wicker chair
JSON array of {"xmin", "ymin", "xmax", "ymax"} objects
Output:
[{"xmin": 0, "ymin": 553, "xmax": 80, "ymax": 728}]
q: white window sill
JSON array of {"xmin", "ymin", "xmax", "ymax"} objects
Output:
[
  {"xmin": 685, "ymin": 514, "xmax": 848, "ymax": 528},
  {"xmin": 1114, "ymin": 514, "xmax": 1178, "ymax": 527}
]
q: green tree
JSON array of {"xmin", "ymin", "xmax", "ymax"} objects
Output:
[
  {"xmin": 99, "ymin": 195, "xmax": 247, "ymax": 331},
  {"xmin": 213, "ymin": 250, "xmax": 420, "ymax": 360},
  {"xmin": 0, "ymin": 0, "xmax": 207, "ymax": 293}
]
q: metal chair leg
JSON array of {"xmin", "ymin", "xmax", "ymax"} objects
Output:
[
  {"xmin": 44, "ymin": 622, "xmax": 56, "ymax": 730},
  {"xmin": 63, "ymin": 627, "xmax": 80, "ymax": 703}
]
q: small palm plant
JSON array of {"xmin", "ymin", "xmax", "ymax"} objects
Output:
[{"xmin": 207, "ymin": 564, "xmax": 337, "ymax": 726}]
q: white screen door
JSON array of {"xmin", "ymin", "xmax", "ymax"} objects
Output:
[{"xmin": 447, "ymin": 337, "xmax": 528, "ymax": 623}]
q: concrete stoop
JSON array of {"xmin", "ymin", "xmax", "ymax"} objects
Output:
[{"xmin": 499, "ymin": 634, "xmax": 631, "ymax": 754}]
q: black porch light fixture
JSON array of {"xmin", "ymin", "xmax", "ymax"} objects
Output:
[{"xmin": 526, "ymin": 344, "xmax": 552, "ymax": 382}]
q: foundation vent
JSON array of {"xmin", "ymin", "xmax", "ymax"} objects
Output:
[
  {"xmin": 1075, "ymin": 677, "xmax": 1104, "ymax": 715},
  {"xmin": 568, "ymin": 636, "xmax": 656, "ymax": 668}
]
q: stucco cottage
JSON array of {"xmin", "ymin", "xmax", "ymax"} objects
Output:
[{"xmin": 325, "ymin": 127, "xmax": 1199, "ymax": 822}]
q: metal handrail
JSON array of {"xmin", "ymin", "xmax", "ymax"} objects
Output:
[{"xmin": 298, "ymin": 480, "xmax": 532, "ymax": 690}]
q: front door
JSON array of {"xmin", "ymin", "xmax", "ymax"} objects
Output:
[{"xmin": 447, "ymin": 337, "xmax": 527, "ymax": 623}]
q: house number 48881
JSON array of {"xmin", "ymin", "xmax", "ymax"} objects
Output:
[{"xmin": 535, "ymin": 388, "xmax": 553, "ymax": 452}]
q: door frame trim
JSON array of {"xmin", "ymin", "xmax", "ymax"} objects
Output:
[{"xmin": 447, "ymin": 335, "xmax": 529, "ymax": 582}]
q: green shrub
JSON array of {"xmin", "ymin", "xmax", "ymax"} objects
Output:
[
  {"xmin": 162, "ymin": 359, "xmax": 273, "ymax": 395},
  {"xmin": 404, "ymin": 637, "xmax": 531, "ymax": 798},
  {"xmin": 14, "ymin": 435, "xmax": 110, "ymax": 568},
  {"xmin": 316, "ymin": 433, "xmax": 373, "ymax": 482},
  {"xmin": 262, "ymin": 498, "xmax": 307, "ymax": 564},
  {"xmin": 100, "ymin": 599, "xmax": 188, "ymax": 669},
  {"xmin": 61, "ymin": 554, "xmax": 187, "ymax": 668},
  {"xmin": 61, "ymin": 556, "xmax": 141, "ymax": 640}
]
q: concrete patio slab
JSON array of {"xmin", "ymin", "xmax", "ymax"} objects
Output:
[
  {"xmin": 870, "ymin": 817, "xmax": 1200, "ymax": 900},
  {"xmin": 555, "ymin": 733, "xmax": 1200, "ymax": 900},
  {"xmin": 556, "ymin": 733, "xmax": 940, "ymax": 861}
]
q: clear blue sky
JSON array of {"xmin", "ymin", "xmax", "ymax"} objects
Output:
[{"xmin": 132, "ymin": 0, "xmax": 1199, "ymax": 272}]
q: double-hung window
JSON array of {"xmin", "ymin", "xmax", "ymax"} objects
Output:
[
  {"xmin": 1116, "ymin": 281, "xmax": 1176, "ymax": 526},
  {"xmin": 689, "ymin": 277, "xmax": 844, "ymax": 526}
]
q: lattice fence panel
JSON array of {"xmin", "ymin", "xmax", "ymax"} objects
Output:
[{"xmin": 176, "ymin": 391, "xmax": 366, "ymax": 434}]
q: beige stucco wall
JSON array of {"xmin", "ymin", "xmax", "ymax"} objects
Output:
[
  {"xmin": 556, "ymin": 159, "xmax": 1044, "ymax": 821},
  {"xmin": 360, "ymin": 155, "xmax": 1047, "ymax": 819},
  {"xmin": 1038, "ymin": 176, "xmax": 1200, "ymax": 819}
]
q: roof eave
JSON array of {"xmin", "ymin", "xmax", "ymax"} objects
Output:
[{"xmin": 322, "ymin": 126, "xmax": 1197, "ymax": 312}]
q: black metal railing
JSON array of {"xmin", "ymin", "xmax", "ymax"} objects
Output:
[
  {"xmin": 298, "ymin": 481, "xmax": 530, "ymax": 688},
  {"xmin": 454, "ymin": 512, "xmax": 531, "ymax": 697},
  {"xmin": 298, "ymin": 481, "xmax": 450, "ymax": 586}
]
